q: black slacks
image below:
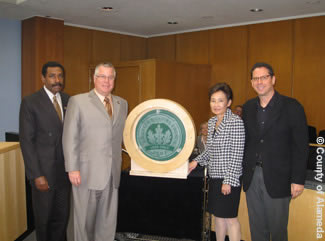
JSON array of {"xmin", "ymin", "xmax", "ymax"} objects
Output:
[{"xmin": 31, "ymin": 184, "xmax": 71, "ymax": 241}]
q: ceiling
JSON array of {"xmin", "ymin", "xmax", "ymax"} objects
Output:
[{"xmin": 0, "ymin": 0, "xmax": 324, "ymax": 37}]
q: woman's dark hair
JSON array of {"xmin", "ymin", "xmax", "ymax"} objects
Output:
[{"xmin": 208, "ymin": 82, "xmax": 233, "ymax": 101}]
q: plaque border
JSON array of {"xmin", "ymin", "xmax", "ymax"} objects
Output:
[{"xmin": 123, "ymin": 99, "xmax": 196, "ymax": 173}]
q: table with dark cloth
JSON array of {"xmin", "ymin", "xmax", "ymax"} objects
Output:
[{"xmin": 116, "ymin": 167, "xmax": 205, "ymax": 240}]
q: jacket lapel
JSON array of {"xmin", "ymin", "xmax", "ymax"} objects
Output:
[
  {"xmin": 60, "ymin": 93, "xmax": 69, "ymax": 117},
  {"xmin": 39, "ymin": 88, "xmax": 63, "ymax": 126},
  {"xmin": 247, "ymin": 98, "xmax": 259, "ymax": 137},
  {"xmin": 112, "ymin": 95, "xmax": 120, "ymax": 126},
  {"xmin": 88, "ymin": 90, "xmax": 112, "ymax": 122},
  {"xmin": 215, "ymin": 109, "xmax": 232, "ymax": 136}
]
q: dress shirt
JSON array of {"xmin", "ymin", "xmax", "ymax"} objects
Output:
[
  {"xmin": 43, "ymin": 86, "xmax": 64, "ymax": 119},
  {"xmin": 94, "ymin": 89, "xmax": 114, "ymax": 114},
  {"xmin": 255, "ymin": 91, "xmax": 278, "ymax": 163}
]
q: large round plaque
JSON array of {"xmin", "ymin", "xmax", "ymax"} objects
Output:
[{"xmin": 123, "ymin": 99, "xmax": 196, "ymax": 173}]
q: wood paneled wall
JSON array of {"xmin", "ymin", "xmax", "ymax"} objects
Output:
[
  {"xmin": 292, "ymin": 17, "xmax": 325, "ymax": 132},
  {"xmin": 23, "ymin": 16, "xmax": 324, "ymax": 132},
  {"xmin": 147, "ymin": 35, "xmax": 176, "ymax": 61},
  {"xmin": 209, "ymin": 26, "xmax": 248, "ymax": 108},
  {"xmin": 148, "ymin": 16, "xmax": 325, "ymax": 133},
  {"xmin": 22, "ymin": 17, "xmax": 64, "ymax": 97},
  {"xmin": 247, "ymin": 20, "xmax": 294, "ymax": 99},
  {"xmin": 63, "ymin": 26, "xmax": 147, "ymax": 96}
]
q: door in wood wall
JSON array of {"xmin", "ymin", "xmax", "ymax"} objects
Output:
[
  {"xmin": 89, "ymin": 66, "xmax": 140, "ymax": 112},
  {"xmin": 89, "ymin": 65, "xmax": 140, "ymax": 170}
]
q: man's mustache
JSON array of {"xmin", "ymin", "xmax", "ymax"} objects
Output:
[{"xmin": 52, "ymin": 83, "xmax": 63, "ymax": 87}]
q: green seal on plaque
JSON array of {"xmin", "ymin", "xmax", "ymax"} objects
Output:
[{"xmin": 136, "ymin": 109, "xmax": 186, "ymax": 161}]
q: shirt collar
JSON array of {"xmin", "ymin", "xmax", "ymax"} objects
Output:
[
  {"xmin": 94, "ymin": 89, "xmax": 112, "ymax": 104},
  {"xmin": 256, "ymin": 90, "xmax": 278, "ymax": 109},
  {"xmin": 43, "ymin": 86, "xmax": 60, "ymax": 101},
  {"xmin": 213, "ymin": 108, "xmax": 232, "ymax": 123}
]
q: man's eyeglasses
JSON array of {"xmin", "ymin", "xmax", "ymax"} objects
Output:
[
  {"xmin": 96, "ymin": 74, "xmax": 115, "ymax": 81},
  {"xmin": 252, "ymin": 74, "xmax": 271, "ymax": 82}
]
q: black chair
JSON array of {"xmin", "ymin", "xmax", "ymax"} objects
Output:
[
  {"xmin": 308, "ymin": 125, "xmax": 317, "ymax": 143},
  {"xmin": 319, "ymin": 129, "xmax": 325, "ymax": 139}
]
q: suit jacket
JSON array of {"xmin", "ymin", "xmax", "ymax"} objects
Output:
[
  {"xmin": 62, "ymin": 89, "xmax": 128, "ymax": 190},
  {"xmin": 195, "ymin": 108, "xmax": 245, "ymax": 187},
  {"xmin": 19, "ymin": 88, "xmax": 70, "ymax": 188},
  {"xmin": 242, "ymin": 91, "xmax": 309, "ymax": 198},
  {"xmin": 196, "ymin": 135, "xmax": 206, "ymax": 154}
]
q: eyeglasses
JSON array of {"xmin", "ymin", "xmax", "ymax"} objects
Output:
[
  {"xmin": 252, "ymin": 74, "xmax": 271, "ymax": 82},
  {"xmin": 96, "ymin": 74, "xmax": 115, "ymax": 81}
]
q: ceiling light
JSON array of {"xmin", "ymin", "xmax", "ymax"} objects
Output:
[
  {"xmin": 250, "ymin": 8, "xmax": 263, "ymax": 12},
  {"xmin": 101, "ymin": 7, "xmax": 113, "ymax": 11},
  {"xmin": 168, "ymin": 21, "xmax": 178, "ymax": 25},
  {"xmin": 306, "ymin": 1, "xmax": 320, "ymax": 4}
]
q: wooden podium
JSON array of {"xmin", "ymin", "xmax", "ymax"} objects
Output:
[{"xmin": 0, "ymin": 142, "xmax": 27, "ymax": 241}]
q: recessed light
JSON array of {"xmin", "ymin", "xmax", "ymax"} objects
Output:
[
  {"xmin": 306, "ymin": 1, "xmax": 320, "ymax": 4},
  {"xmin": 250, "ymin": 8, "xmax": 263, "ymax": 12},
  {"xmin": 168, "ymin": 21, "xmax": 178, "ymax": 25},
  {"xmin": 101, "ymin": 7, "xmax": 113, "ymax": 11}
]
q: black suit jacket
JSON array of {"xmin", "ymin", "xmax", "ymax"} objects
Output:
[
  {"xmin": 242, "ymin": 92, "xmax": 309, "ymax": 198},
  {"xmin": 19, "ymin": 88, "xmax": 70, "ymax": 188}
]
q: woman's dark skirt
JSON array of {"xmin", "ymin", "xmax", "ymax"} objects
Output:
[{"xmin": 207, "ymin": 178, "xmax": 242, "ymax": 218}]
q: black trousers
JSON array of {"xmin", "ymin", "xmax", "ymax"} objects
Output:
[{"xmin": 31, "ymin": 184, "xmax": 71, "ymax": 241}]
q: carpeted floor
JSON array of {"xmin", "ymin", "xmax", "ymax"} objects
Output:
[{"xmin": 22, "ymin": 231, "xmax": 197, "ymax": 241}]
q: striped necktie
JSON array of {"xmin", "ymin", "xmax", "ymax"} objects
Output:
[
  {"xmin": 53, "ymin": 96, "xmax": 62, "ymax": 121},
  {"xmin": 104, "ymin": 97, "xmax": 113, "ymax": 118}
]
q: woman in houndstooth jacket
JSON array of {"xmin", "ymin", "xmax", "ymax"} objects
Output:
[{"xmin": 189, "ymin": 83, "xmax": 245, "ymax": 241}]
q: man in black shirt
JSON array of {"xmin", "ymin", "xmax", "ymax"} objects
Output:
[{"xmin": 242, "ymin": 62, "xmax": 309, "ymax": 241}]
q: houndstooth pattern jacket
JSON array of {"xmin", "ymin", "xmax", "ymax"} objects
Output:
[{"xmin": 194, "ymin": 108, "xmax": 245, "ymax": 187}]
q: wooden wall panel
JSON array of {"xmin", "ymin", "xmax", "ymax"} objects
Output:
[
  {"xmin": 176, "ymin": 30, "xmax": 210, "ymax": 64},
  {"xmin": 114, "ymin": 66, "xmax": 141, "ymax": 112},
  {"xmin": 22, "ymin": 17, "xmax": 64, "ymax": 97},
  {"xmin": 247, "ymin": 20, "xmax": 294, "ymax": 99},
  {"xmin": 156, "ymin": 61, "xmax": 211, "ymax": 130},
  {"xmin": 91, "ymin": 30, "xmax": 121, "ymax": 64},
  {"xmin": 209, "ymin": 26, "xmax": 248, "ymax": 108},
  {"xmin": 21, "ymin": 18, "xmax": 37, "ymax": 97},
  {"xmin": 63, "ymin": 26, "xmax": 92, "ymax": 96},
  {"xmin": 292, "ymin": 16, "xmax": 325, "ymax": 132},
  {"xmin": 147, "ymin": 35, "xmax": 176, "ymax": 61},
  {"xmin": 120, "ymin": 35, "xmax": 147, "ymax": 61}
]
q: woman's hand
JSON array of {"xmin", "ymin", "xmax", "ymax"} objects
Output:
[
  {"xmin": 188, "ymin": 161, "xmax": 198, "ymax": 174},
  {"xmin": 221, "ymin": 184, "xmax": 231, "ymax": 195}
]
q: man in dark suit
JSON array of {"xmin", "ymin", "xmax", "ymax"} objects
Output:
[
  {"xmin": 19, "ymin": 61, "xmax": 71, "ymax": 241},
  {"xmin": 242, "ymin": 62, "xmax": 309, "ymax": 241}
]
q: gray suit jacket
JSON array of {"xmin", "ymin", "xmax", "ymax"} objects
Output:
[{"xmin": 62, "ymin": 89, "xmax": 128, "ymax": 190}]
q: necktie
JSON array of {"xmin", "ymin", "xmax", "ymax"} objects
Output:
[
  {"xmin": 104, "ymin": 97, "xmax": 113, "ymax": 118},
  {"xmin": 53, "ymin": 96, "xmax": 62, "ymax": 121}
]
